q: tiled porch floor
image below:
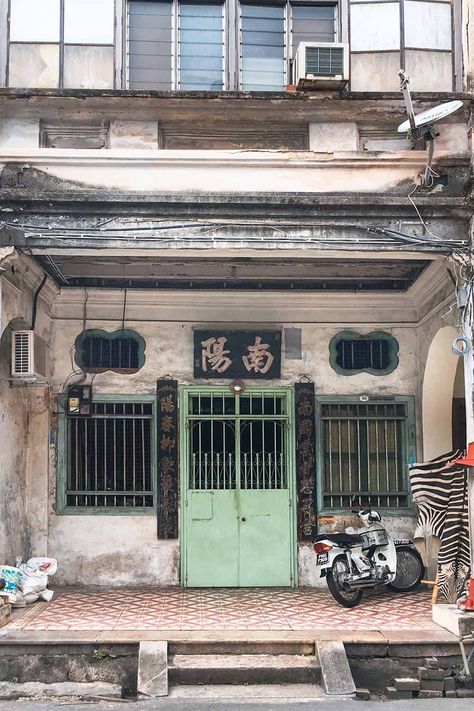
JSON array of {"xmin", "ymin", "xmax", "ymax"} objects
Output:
[{"xmin": 8, "ymin": 587, "xmax": 437, "ymax": 632}]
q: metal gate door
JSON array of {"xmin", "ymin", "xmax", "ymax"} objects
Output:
[{"xmin": 182, "ymin": 388, "xmax": 296, "ymax": 587}]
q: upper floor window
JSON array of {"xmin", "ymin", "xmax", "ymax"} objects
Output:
[
  {"xmin": 127, "ymin": 0, "xmax": 338, "ymax": 91},
  {"xmin": 7, "ymin": 0, "xmax": 115, "ymax": 88}
]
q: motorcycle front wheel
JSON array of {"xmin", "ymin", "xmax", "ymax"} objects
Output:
[
  {"xmin": 388, "ymin": 545, "xmax": 425, "ymax": 592},
  {"xmin": 327, "ymin": 555, "xmax": 363, "ymax": 608}
]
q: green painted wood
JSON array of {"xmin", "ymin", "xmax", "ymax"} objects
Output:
[
  {"xmin": 185, "ymin": 490, "xmax": 239, "ymax": 586},
  {"xmin": 182, "ymin": 386, "xmax": 296, "ymax": 588},
  {"xmin": 238, "ymin": 490, "xmax": 292, "ymax": 586}
]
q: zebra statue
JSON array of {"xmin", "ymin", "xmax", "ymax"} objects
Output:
[{"xmin": 409, "ymin": 450, "xmax": 470, "ymax": 602}]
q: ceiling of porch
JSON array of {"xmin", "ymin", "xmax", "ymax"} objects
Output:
[{"xmin": 34, "ymin": 255, "xmax": 430, "ymax": 291}]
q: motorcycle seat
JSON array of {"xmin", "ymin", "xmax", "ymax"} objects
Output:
[{"xmin": 313, "ymin": 532, "xmax": 364, "ymax": 547}]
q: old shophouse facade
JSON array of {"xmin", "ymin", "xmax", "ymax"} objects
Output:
[{"xmin": 0, "ymin": 0, "xmax": 473, "ymax": 587}]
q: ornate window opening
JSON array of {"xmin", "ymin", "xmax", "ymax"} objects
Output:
[
  {"xmin": 63, "ymin": 400, "xmax": 155, "ymax": 510},
  {"xmin": 318, "ymin": 398, "xmax": 414, "ymax": 510},
  {"xmin": 329, "ymin": 331, "xmax": 399, "ymax": 375},
  {"xmin": 74, "ymin": 329, "xmax": 146, "ymax": 374}
]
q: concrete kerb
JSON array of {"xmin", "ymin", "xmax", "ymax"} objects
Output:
[
  {"xmin": 316, "ymin": 640, "xmax": 356, "ymax": 696},
  {"xmin": 137, "ymin": 641, "xmax": 168, "ymax": 698}
]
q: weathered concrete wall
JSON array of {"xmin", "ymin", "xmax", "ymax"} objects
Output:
[
  {"xmin": 0, "ymin": 257, "xmax": 53, "ymax": 565},
  {"xmin": 47, "ymin": 304, "xmax": 421, "ymax": 586},
  {"xmin": 1, "ymin": 259, "xmax": 458, "ymax": 586}
]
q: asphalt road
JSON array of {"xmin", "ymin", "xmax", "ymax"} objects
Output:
[{"xmin": 0, "ymin": 700, "xmax": 474, "ymax": 710}]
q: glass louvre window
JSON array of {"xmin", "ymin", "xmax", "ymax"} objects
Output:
[
  {"xmin": 127, "ymin": 0, "xmax": 224, "ymax": 90},
  {"xmin": 179, "ymin": 2, "xmax": 224, "ymax": 89},
  {"xmin": 291, "ymin": 4, "xmax": 336, "ymax": 56},
  {"xmin": 320, "ymin": 402, "xmax": 410, "ymax": 510},
  {"xmin": 240, "ymin": 4, "xmax": 286, "ymax": 91},
  {"xmin": 66, "ymin": 401, "xmax": 154, "ymax": 509},
  {"xmin": 7, "ymin": 0, "xmax": 115, "ymax": 89},
  {"xmin": 128, "ymin": 1, "xmax": 173, "ymax": 90}
]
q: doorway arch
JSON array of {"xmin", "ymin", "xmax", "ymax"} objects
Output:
[{"xmin": 422, "ymin": 325, "xmax": 462, "ymax": 460}]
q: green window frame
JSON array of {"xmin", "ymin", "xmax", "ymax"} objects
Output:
[
  {"xmin": 329, "ymin": 330, "xmax": 399, "ymax": 376},
  {"xmin": 315, "ymin": 396, "xmax": 415, "ymax": 513},
  {"xmin": 57, "ymin": 394, "xmax": 156, "ymax": 515}
]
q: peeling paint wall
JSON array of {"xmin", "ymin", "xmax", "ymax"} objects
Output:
[
  {"xmin": 0, "ymin": 262, "xmax": 52, "ymax": 565},
  {"xmin": 0, "ymin": 255, "xmax": 460, "ymax": 587},
  {"xmin": 47, "ymin": 303, "xmax": 423, "ymax": 586}
]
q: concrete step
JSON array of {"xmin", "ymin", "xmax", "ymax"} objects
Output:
[
  {"xmin": 169, "ymin": 653, "xmax": 321, "ymax": 686},
  {"xmin": 168, "ymin": 683, "xmax": 329, "ymax": 700},
  {"xmin": 169, "ymin": 640, "xmax": 315, "ymax": 656}
]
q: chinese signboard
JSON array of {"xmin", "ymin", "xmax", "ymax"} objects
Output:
[
  {"xmin": 156, "ymin": 379, "xmax": 179, "ymax": 539},
  {"xmin": 295, "ymin": 382, "xmax": 317, "ymax": 540},
  {"xmin": 194, "ymin": 331, "xmax": 281, "ymax": 379}
]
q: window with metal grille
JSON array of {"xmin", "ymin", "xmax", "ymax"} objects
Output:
[
  {"xmin": 329, "ymin": 331, "xmax": 399, "ymax": 375},
  {"xmin": 65, "ymin": 401, "xmax": 154, "ymax": 509},
  {"xmin": 187, "ymin": 390, "xmax": 288, "ymax": 491},
  {"xmin": 319, "ymin": 400, "xmax": 412, "ymax": 510},
  {"xmin": 74, "ymin": 329, "xmax": 145, "ymax": 373}
]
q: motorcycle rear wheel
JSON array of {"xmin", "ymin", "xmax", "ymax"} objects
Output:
[
  {"xmin": 327, "ymin": 555, "xmax": 363, "ymax": 608},
  {"xmin": 388, "ymin": 545, "xmax": 425, "ymax": 592}
]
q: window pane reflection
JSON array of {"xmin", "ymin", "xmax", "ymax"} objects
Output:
[
  {"xmin": 241, "ymin": 4, "xmax": 285, "ymax": 91},
  {"xmin": 179, "ymin": 3, "xmax": 224, "ymax": 90}
]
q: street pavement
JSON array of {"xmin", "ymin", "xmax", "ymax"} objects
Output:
[{"xmin": 0, "ymin": 700, "xmax": 474, "ymax": 710}]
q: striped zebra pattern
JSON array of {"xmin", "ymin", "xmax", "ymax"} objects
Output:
[{"xmin": 409, "ymin": 450, "xmax": 470, "ymax": 602}]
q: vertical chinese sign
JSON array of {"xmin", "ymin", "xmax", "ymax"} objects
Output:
[
  {"xmin": 295, "ymin": 382, "xmax": 316, "ymax": 540},
  {"xmin": 156, "ymin": 379, "xmax": 178, "ymax": 539}
]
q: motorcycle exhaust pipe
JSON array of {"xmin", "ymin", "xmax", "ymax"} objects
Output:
[{"xmin": 344, "ymin": 579, "xmax": 379, "ymax": 589}]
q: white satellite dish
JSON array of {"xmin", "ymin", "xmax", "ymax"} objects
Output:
[
  {"xmin": 397, "ymin": 71, "xmax": 463, "ymax": 187},
  {"xmin": 397, "ymin": 100, "xmax": 463, "ymax": 133}
]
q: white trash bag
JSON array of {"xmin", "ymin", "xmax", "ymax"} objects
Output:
[{"xmin": 18, "ymin": 557, "xmax": 57, "ymax": 603}]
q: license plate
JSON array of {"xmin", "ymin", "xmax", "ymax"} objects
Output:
[{"xmin": 317, "ymin": 552, "xmax": 329, "ymax": 565}]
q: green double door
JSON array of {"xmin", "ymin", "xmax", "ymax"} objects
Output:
[{"xmin": 182, "ymin": 388, "xmax": 295, "ymax": 587}]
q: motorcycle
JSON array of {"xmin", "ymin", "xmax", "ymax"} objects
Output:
[{"xmin": 313, "ymin": 506, "xmax": 425, "ymax": 607}]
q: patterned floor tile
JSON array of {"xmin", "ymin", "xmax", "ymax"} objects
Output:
[{"xmin": 7, "ymin": 587, "xmax": 436, "ymax": 632}]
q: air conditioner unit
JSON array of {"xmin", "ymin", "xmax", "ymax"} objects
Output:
[
  {"xmin": 11, "ymin": 330, "xmax": 48, "ymax": 381},
  {"xmin": 294, "ymin": 42, "xmax": 349, "ymax": 89}
]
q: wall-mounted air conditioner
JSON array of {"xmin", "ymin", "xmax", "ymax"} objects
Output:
[
  {"xmin": 11, "ymin": 330, "xmax": 48, "ymax": 381},
  {"xmin": 294, "ymin": 42, "xmax": 349, "ymax": 89}
]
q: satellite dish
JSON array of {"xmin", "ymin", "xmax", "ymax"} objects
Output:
[
  {"xmin": 397, "ymin": 100, "xmax": 463, "ymax": 133},
  {"xmin": 397, "ymin": 70, "xmax": 463, "ymax": 187}
]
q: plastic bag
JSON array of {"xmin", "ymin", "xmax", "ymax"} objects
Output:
[
  {"xmin": 0, "ymin": 565, "xmax": 22, "ymax": 603},
  {"xmin": 18, "ymin": 557, "xmax": 57, "ymax": 600}
]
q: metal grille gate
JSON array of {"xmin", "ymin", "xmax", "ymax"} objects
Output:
[{"xmin": 182, "ymin": 388, "xmax": 295, "ymax": 587}]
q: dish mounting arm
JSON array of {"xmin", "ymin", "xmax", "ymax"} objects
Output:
[{"xmin": 399, "ymin": 69, "xmax": 438, "ymax": 188}]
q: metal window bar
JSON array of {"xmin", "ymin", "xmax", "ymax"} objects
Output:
[
  {"xmin": 337, "ymin": 338, "xmax": 390, "ymax": 371},
  {"xmin": 188, "ymin": 392, "xmax": 288, "ymax": 491},
  {"xmin": 321, "ymin": 403, "xmax": 409, "ymax": 509},
  {"xmin": 82, "ymin": 335, "xmax": 139, "ymax": 370},
  {"xmin": 66, "ymin": 402, "xmax": 154, "ymax": 508}
]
